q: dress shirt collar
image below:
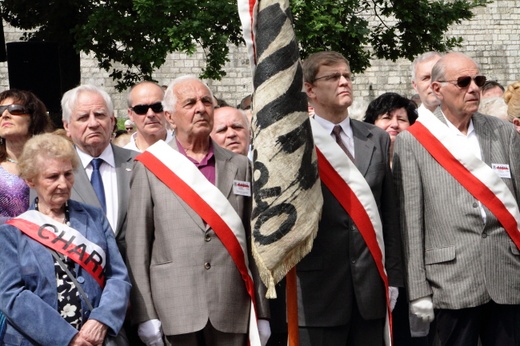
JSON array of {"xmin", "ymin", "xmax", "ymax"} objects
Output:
[{"xmin": 76, "ymin": 144, "xmax": 116, "ymax": 168}]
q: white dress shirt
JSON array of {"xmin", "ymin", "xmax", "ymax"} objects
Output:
[
  {"xmin": 76, "ymin": 145, "xmax": 119, "ymax": 233},
  {"xmin": 314, "ymin": 114, "xmax": 355, "ymax": 158}
]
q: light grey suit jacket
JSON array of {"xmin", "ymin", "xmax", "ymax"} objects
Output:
[
  {"xmin": 125, "ymin": 138, "xmax": 269, "ymax": 336},
  {"xmin": 70, "ymin": 144, "xmax": 138, "ymax": 258},
  {"xmin": 393, "ymin": 108, "xmax": 520, "ymax": 310}
]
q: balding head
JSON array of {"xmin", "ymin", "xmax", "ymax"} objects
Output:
[{"xmin": 211, "ymin": 106, "xmax": 251, "ymax": 156}]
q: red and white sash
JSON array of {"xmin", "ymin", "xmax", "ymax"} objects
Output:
[
  {"xmin": 310, "ymin": 118, "xmax": 392, "ymax": 346},
  {"xmin": 6, "ymin": 210, "xmax": 107, "ymax": 288},
  {"xmin": 409, "ymin": 110, "xmax": 520, "ymax": 248},
  {"xmin": 238, "ymin": 0, "xmax": 259, "ymax": 73},
  {"xmin": 135, "ymin": 140, "xmax": 261, "ymax": 346}
]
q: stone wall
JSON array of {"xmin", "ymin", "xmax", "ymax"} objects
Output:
[{"xmin": 0, "ymin": 0, "xmax": 518, "ymax": 120}]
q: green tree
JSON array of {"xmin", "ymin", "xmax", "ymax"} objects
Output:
[{"xmin": 1, "ymin": 0, "xmax": 489, "ymax": 91}]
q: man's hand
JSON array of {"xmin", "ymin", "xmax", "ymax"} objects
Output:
[
  {"xmin": 410, "ymin": 296, "xmax": 434, "ymax": 323},
  {"xmin": 258, "ymin": 319, "xmax": 271, "ymax": 346},
  {"xmin": 388, "ymin": 286, "xmax": 399, "ymax": 311},
  {"xmin": 138, "ymin": 319, "xmax": 164, "ymax": 346}
]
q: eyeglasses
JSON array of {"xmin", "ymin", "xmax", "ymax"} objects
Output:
[
  {"xmin": 131, "ymin": 102, "xmax": 163, "ymax": 115},
  {"xmin": 314, "ymin": 72, "xmax": 354, "ymax": 83},
  {"xmin": 0, "ymin": 104, "xmax": 29, "ymax": 116},
  {"xmin": 438, "ymin": 75, "xmax": 487, "ymax": 88}
]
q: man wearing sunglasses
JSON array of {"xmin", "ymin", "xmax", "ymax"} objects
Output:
[
  {"xmin": 394, "ymin": 52, "xmax": 520, "ymax": 345},
  {"xmin": 125, "ymin": 81, "xmax": 173, "ymax": 152}
]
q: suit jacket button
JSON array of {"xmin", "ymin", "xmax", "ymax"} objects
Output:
[
  {"xmin": 205, "ymin": 234, "xmax": 211, "ymax": 242},
  {"xmin": 482, "ymin": 233, "xmax": 487, "ymax": 238},
  {"xmin": 77, "ymin": 276, "xmax": 85, "ymax": 284},
  {"xmin": 473, "ymin": 202, "xmax": 478, "ymax": 208},
  {"xmin": 204, "ymin": 262, "xmax": 211, "ymax": 270}
]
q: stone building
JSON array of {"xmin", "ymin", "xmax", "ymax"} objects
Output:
[{"xmin": 0, "ymin": 0, "xmax": 518, "ymax": 120}]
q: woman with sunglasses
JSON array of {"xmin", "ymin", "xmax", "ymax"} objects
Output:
[{"xmin": 0, "ymin": 89, "xmax": 54, "ymax": 223}]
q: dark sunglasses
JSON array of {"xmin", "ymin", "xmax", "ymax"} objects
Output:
[
  {"xmin": 438, "ymin": 75, "xmax": 487, "ymax": 88},
  {"xmin": 131, "ymin": 102, "xmax": 163, "ymax": 115},
  {"xmin": 0, "ymin": 104, "xmax": 29, "ymax": 116}
]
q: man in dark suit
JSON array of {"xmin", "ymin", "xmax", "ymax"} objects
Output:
[
  {"xmin": 125, "ymin": 76, "xmax": 270, "ymax": 346},
  {"xmin": 393, "ymin": 52, "xmax": 520, "ymax": 346},
  {"xmin": 61, "ymin": 84, "xmax": 140, "ymax": 345},
  {"xmin": 295, "ymin": 51, "xmax": 402, "ymax": 346}
]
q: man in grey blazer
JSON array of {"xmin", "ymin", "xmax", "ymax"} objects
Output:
[
  {"xmin": 62, "ymin": 84, "xmax": 138, "ymax": 258},
  {"xmin": 61, "ymin": 84, "xmax": 140, "ymax": 346},
  {"xmin": 295, "ymin": 51, "xmax": 403, "ymax": 346},
  {"xmin": 125, "ymin": 76, "xmax": 270, "ymax": 346},
  {"xmin": 393, "ymin": 52, "xmax": 520, "ymax": 345}
]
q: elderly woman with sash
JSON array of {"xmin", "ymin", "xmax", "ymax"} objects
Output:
[{"xmin": 0, "ymin": 133, "xmax": 130, "ymax": 345}]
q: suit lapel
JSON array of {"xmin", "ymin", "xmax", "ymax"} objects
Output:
[
  {"xmin": 472, "ymin": 113, "xmax": 492, "ymax": 164},
  {"xmin": 112, "ymin": 144, "xmax": 135, "ymax": 234},
  {"xmin": 351, "ymin": 119, "xmax": 375, "ymax": 176},
  {"xmin": 72, "ymin": 155, "xmax": 102, "ymax": 209},
  {"xmin": 214, "ymin": 143, "xmax": 236, "ymax": 200}
]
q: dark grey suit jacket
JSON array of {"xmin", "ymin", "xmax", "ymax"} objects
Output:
[
  {"xmin": 70, "ymin": 144, "xmax": 138, "ymax": 258},
  {"xmin": 393, "ymin": 109, "xmax": 520, "ymax": 309},
  {"xmin": 296, "ymin": 119, "xmax": 403, "ymax": 326}
]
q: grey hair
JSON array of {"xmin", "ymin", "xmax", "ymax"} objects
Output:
[
  {"xmin": 61, "ymin": 84, "xmax": 114, "ymax": 122},
  {"xmin": 163, "ymin": 75, "xmax": 213, "ymax": 113},
  {"xmin": 431, "ymin": 52, "xmax": 480, "ymax": 84},
  {"xmin": 411, "ymin": 52, "xmax": 442, "ymax": 81}
]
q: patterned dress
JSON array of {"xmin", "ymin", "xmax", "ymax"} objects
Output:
[{"xmin": 0, "ymin": 165, "xmax": 29, "ymax": 222}]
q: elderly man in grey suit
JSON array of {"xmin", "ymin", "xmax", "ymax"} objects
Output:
[
  {"xmin": 62, "ymin": 84, "xmax": 138, "ymax": 258},
  {"xmin": 61, "ymin": 84, "xmax": 140, "ymax": 346},
  {"xmin": 125, "ymin": 76, "xmax": 270, "ymax": 346},
  {"xmin": 393, "ymin": 52, "xmax": 520, "ymax": 346},
  {"xmin": 295, "ymin": 51, "xmax": 403, "ymax": 346}
]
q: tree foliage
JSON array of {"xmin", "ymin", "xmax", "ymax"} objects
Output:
[{"xmin": 1, "ymin": 0, "xmax": 489, "ymax": 90}]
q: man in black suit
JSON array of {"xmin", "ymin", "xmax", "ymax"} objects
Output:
[{"xmin": 296, "ymin": 51, "xmax": 403, "ymax": 346}]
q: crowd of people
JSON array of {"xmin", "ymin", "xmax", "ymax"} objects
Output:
[{"xmin": 0, "ymin": 48, "xmax": 518, "ymax": 346}]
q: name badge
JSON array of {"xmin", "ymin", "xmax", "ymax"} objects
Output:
[
  {"xmin": 492, "ymin": 163, "xmax": 511, "ymax": 179},
  {"xmin": 233, "ymin": 180, "xmax": 251, "ymax": 197}
]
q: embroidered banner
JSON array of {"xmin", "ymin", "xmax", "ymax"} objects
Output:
[
  {"xmin": 238, "ymin": 0, "xmax": 323, "ymax": 299},
  {"xmin": 7, "ymin": 210, "xmax": 107, "ymax": 287},
  {"xmin": 135, "ymin": 140, "xmax": 261, "ymax": 346},
  {"xmin": 409, "ymin": 111, "xmax": 520, "ymax": 248}
]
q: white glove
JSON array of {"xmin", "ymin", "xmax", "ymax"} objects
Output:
[
  {"xmin": 410, "ymin": 296, "xmax": 435, "ymax": 323},
  {"xmin": 388, "ymin": 286, "xmax": 399, "ymax": 311},
  {"xmin": 138, "ymin": 319, "xmax": 164, "ymax": 346},
  {"xmin": 258, "ymin": 319, "xmax": 271, "ymax": 346}
]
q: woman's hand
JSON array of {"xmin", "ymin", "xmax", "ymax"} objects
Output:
[
  {"xmin": 69, "ymin": 333, "xmax": 95, "ymax": 346},
  {"xmin": 78, "ymin": 319, "xmax": 108, "ymax": 346}
]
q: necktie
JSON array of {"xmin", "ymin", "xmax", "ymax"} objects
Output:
[
  {"xmin": 90, "ymin": 158, "xmax": 107, "ymax": 212},
  {"xmin": 332, "ymin": 125, "xmax": 355, "ymax": 163}
]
